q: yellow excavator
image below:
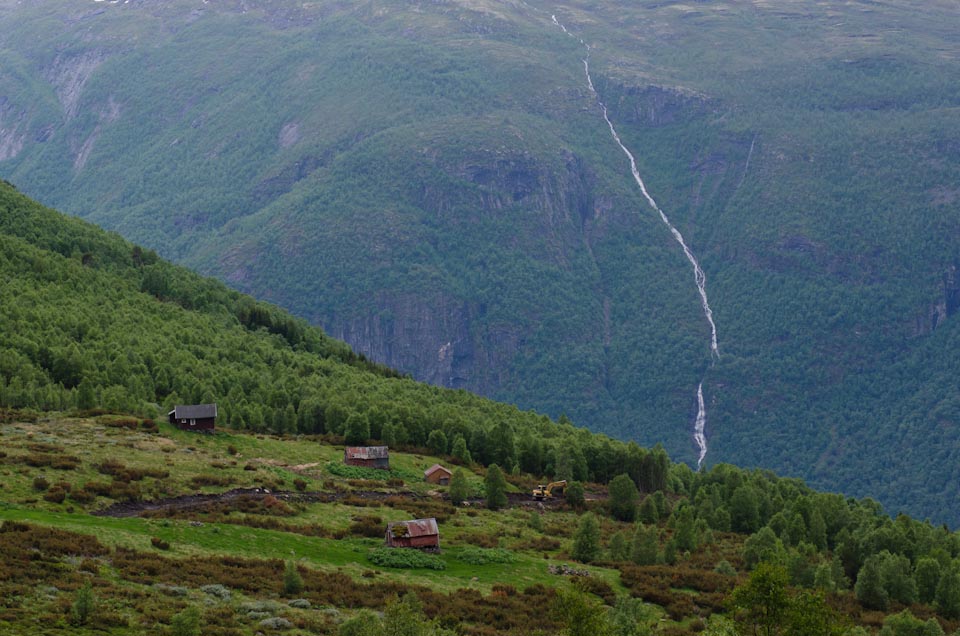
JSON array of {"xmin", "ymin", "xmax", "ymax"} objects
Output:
[{"xmin": 532, "ymin": 480, "xmax": 567, "ymax": 501}]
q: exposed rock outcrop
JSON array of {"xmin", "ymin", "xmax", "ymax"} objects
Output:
[
  {"xmin": 44, "ymin": 50, "xmax": 108, "ymax": 121},
  {"xmin": 0, "ymin": 96, "xmax": 26, "ymax": 161},
  {"xmin": 915, "ymin": 264, "xmax": 960, "ymax": 335}
]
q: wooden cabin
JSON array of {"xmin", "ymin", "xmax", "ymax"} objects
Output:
[
  {"xmin": 385, "ymin": 518, "xmax": 440, "ymax": 551},
  {"xmin": 344, "ymin": 446, "xmax": 390, "ymax": 470},
  {"xmin": 423, "ymin": 464, "xmax": 452, "ymax": 486},
  {"xmin": 168, "ymin": 403, "xmax": 217, "ymax": 432}
]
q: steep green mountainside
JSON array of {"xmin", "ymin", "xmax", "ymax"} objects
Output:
[
  {"xmin": 0, "ymin": 179, "xmax": 672, "ymax": 490},
  {"xmin": 0, "ymin": 0, "xmax": 959, "ymax": 524}
]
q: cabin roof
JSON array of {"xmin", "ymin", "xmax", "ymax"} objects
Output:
[
  {"xmin": 345, "ymin": 446, "xmax": 389, "ymax": 460},
  {"xmin": 168, "ymin": 404, "xmax": 217, "ymax": 419},
  {"xmin": 424, "ymin": 464, "xmax": 451, "ymax": 477}
]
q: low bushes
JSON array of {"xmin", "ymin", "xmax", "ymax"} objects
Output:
[
  {"xmin": 383, "ymin": 496, "xmax": 456, "ymax": 523},
  {"xmin": 326, "ymin": 462, "xmax": 418, "ymax": 481},
  {"xmin": 190, "ymin": 475, "xmax": 234, "ymax": 488},
  {"xmin": 456, "ymin": 548, "xmax": 516, "ymax": 566},
  {"xmin": 84, "ymin": 480, "xmax": 141, "ymax": 502},
  {"xmin": 69, "ymin": 488, "xmax": 95, "ymax": 504},
  {"xmin": 151, "ymin": 537, "xmax": 171, "ymax": 550},
  {"xmin": 367, "ymin": 548, "xmax": 445, "ymax": 570},
  {"xmin": 21, "ymin": 453, "xmax": 80, "ymax": 470},
  {"xmin": 42, "ymin": 488, "xmax": 66, "ymax": 503},
  {"xmin": 97, "ymin": 459, "xmax": 168, "ymax": 482},
  {"xmin": 348, "ymin": 516, "xmax": 385, "ymax": 538}
]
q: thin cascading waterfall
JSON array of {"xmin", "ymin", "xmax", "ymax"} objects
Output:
[
  {"xmin": 693, "ymin": 383, "xmax": 707, "ymax": 466},
  {"xmin": 552, "ymin": 15, "xmax": 719, "ymax": 468}
]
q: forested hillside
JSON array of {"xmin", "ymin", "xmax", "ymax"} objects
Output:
[
  {"xmin": 0, "ymin": 0, "xmax": 958, "ymax": 525},
  {"xmin": 0, "ymin": 179, "xmax": 670, "ymax": 488}
]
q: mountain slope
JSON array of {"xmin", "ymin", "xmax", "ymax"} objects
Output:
[
  {"xmin": 0, "ymin": 0, "xmax": 959, "ymax": 524},
  {"xmin": 0, "ymin": 178, "xmax": 677, "ymax": 493}
]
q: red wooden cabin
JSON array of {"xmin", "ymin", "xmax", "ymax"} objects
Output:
[{"xmin": 385, "ymin": 518, "xmax": 440, "ymax": 551}]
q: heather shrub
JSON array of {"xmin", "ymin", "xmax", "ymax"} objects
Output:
[
  {"xmin": 348, "ymin": 516, "xmax": 385, "ymax": 538},
  {"xmin": 456, "ymin": 548, "xmax": 516, "ymax": 566},
  {"xmin": 190, "ymin": 474, "xmax": 234, "ymax": 488},
  {"xmin": 43, "ymin": 487, "xmax": 66, "ymax": 503},
  {"xmin": 201, "ymin": 584, "xmax": 232, "ymax": 600},
  {"xmin": 368, "ymin": 548, "xmax": 445, "ymax": 570},
  {"xmin": 283, "ymin": 560, "xmax": 304, "ymax": 596},
  {"xmin": 151, "ymin": 537, "xmax": 171, "ymax": 550}
]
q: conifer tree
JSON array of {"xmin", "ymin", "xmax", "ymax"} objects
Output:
[
  {"xmin": 565, "ymin": 480, "xmax": 586, "ymax": 510},
  {"xmin": 879, "ymin": 551, "xmax": 917, "ymax": 605},
  {"xmin": 743, "ymin": 526, "xmax": 785, "ymax": 569},
  {"xmin": 814, "ymin": 562, "xmax": 837, "ymax": 593},
  {"xmin": 730, "ymin": 485, "xmax": 761, "ymax": 533},
  {"xmin": 489, "ymin": 421, "xmax": 516, "ymax": 468},
  {"xmin": 630, "ymin": 523, "xmax": 659, "ymax": 565},
  {"xmin": 344, "ymin": 413, "xmax": 371, "ymax": 445},
  {"xmin": 70, "ymin": 581, "xmax": 95, "ymax": 626},
  {"xmin": 915, "ymin": 557, "xmax": 941, "ymax": 604},
  {"xmin": 607, "ymin": 531, "xmax": 628, "ymax": 562},
  {"xmin": 936, "ymin": 568, "xmax": 960, "ymax": 619},
  {"xmin": 284, "ymin": 559, "xmax": 304, "ymax": 596},
  {"xmin": 484, "ymin": 464, "xmax": 507, "ymax": 511},
  {"xmin": 426, "ymin": 429, "xmax": 448, "ymax": 456},
  {"xmin": 855, "ymin": 555, "xmax": 889, "ymax": 610},
  {"xmin": 662, "ymin": 538, "xmax": 678, "ymax": 565},
  {"xmin": 608, "ymin": 473, "xmax": 639, "ymax": 522},
  {"xmin": 572, "ymin": 512, "xmax": 601, "ymax": 563},
  {"xmin": 673, "ymin": 505, "xmax": 699, "ymax": 552},
  {"xmin": 451, "ymin": 434, "xmax": 472, "ymax": 464},
  {"xmin": 638, "ymin": 495, "xmax": 659, "ymax": 524},
  {"xmin": 449, "ymin": 468, "xmax": 469, "ymax": 505}
]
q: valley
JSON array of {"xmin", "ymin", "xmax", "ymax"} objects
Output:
[
  {"xmin": 1, "ymin": 160, "xmax": 960, "ymax": 634},
  {"xmin": 0, "ymin": 0, "xmax": 958, "ymax": 525}
]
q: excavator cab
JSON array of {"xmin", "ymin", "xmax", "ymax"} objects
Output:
[{"xmin": 532, "ymin": 480, "xmax": 567, "ymax": 500}]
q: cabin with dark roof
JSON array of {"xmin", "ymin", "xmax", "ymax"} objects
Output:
[
  {"xmin": 344, "ymin": 446, "xmax": 390, "ymax": 470},
  {"xmin": 168, "ymin": 403, "xmax": 217, "ymax": 432},
  {"xmin": 385, "ymin": 518, "xmax": 440, "ymax": 551},
  {"xmin": 424, "ymin": 464, "xmax": 452, "ymax": 486}
]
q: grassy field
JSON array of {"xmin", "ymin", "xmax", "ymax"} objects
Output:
[{"xmin": 0, "ymin": 414, "xmax": 657, "ymax": 635}]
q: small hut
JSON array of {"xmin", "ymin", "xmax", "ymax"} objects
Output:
[
  {"xmin": 385, "ymin": 518, "xmax": 440, "ymax": 551},
  {"xmin": 168, "ymin": 404, "xmax": 217, "ymax": 432},
  {"xmin": 424, "ymin": 464, "xmax": 452, "ymax": 486},
  {"xmin": 344, "ymin": 446, "xmax": 390, "ymax": 470}
]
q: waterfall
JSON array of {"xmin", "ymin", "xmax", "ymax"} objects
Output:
[{"xmin": 553, "ymin": 15, "xmax": 718, "ymax": 467}]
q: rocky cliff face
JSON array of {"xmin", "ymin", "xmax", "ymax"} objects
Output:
[
  {"xmin": 915, "ymin": 264, "xmax": 960, "ymax": 335},
  {"xmin": 0, "ymin": 97, "xmax": 26, "ymax": 162},
  {"xmin": 320, "ymin": 142, "xmax": 611, "ymax": 402},
  {"xmin": 329, "ymin": 290, "xmax": 522, "ymax": 392}
]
